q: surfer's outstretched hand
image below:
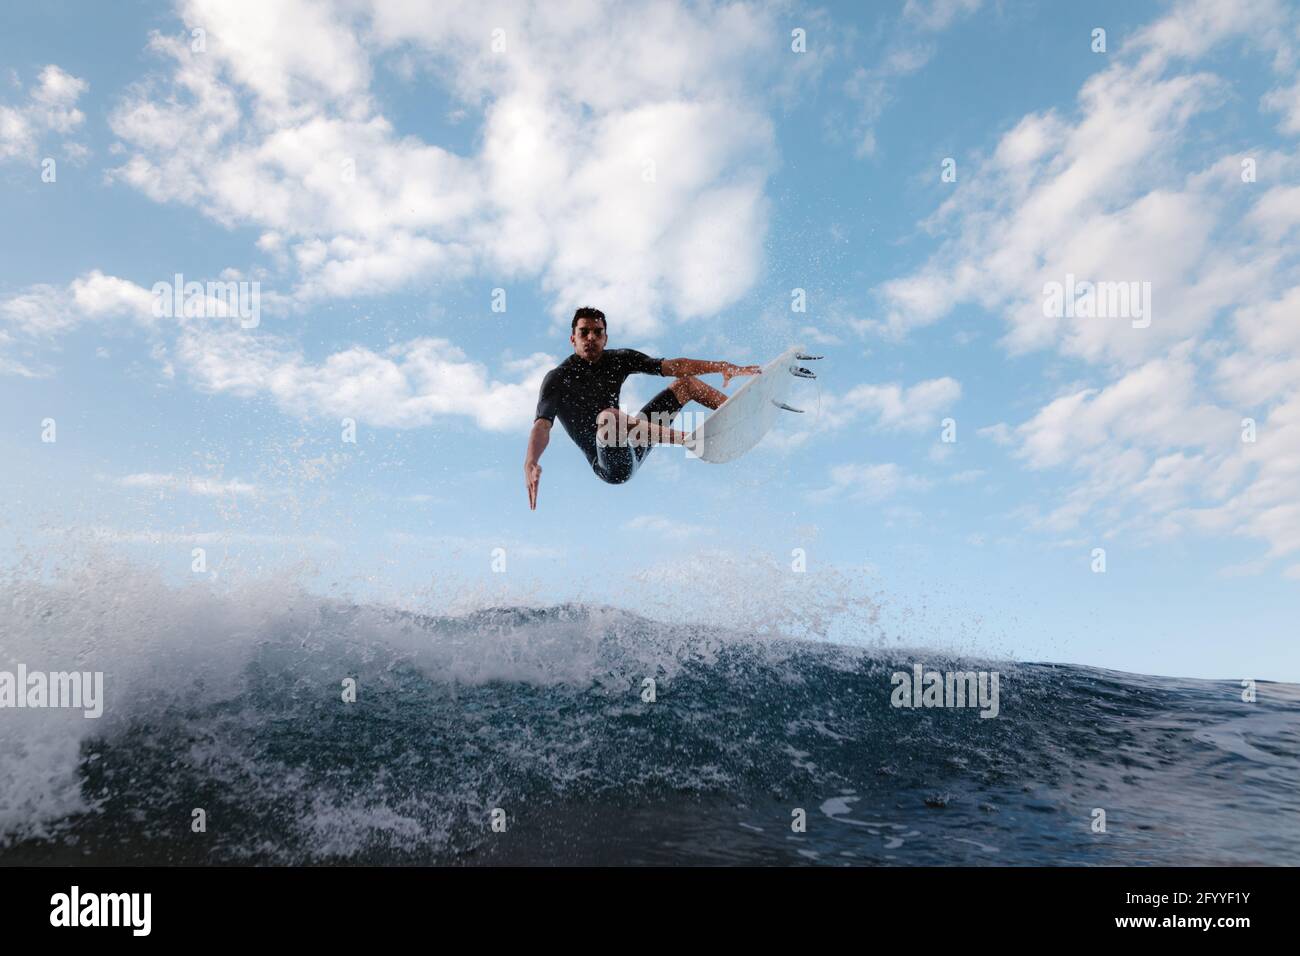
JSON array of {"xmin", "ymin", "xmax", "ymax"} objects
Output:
[
  {"xmin": 722, "ymin": 363, "xmax": 761, "ymax": 388},
  {"xmin": 525, "ymin": 460, "xmax": 542, "ymax": 510}
]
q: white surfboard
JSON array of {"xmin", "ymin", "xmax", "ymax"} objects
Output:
[{"xmin": 685, "ymin": 345, "xmax": 818, "ymax": 463}]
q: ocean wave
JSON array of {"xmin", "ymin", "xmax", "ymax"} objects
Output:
[{"xmin": 1, "ymin": 559, "xmax": 1296, "ymax": 865}]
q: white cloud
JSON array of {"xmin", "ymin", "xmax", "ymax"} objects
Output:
[
  {"xmin": 903, "ymin": 0, "xmax": 984, "ymax": 32},
  {"xmin": 0, "ymin": 269, "xmax": 554, "ymax": 429},
  {"xmin": 1243, "ymin": 184, "xmax": 1300, "ymax": 241},
  {"xmin": 0, "ymin": 272, "xmax": 160, "ymax": 375},
  {"xmin": 105, "ymin": 0, "xmax": 787, "ymax": 333},
  {"xmin": 873, "ymin": 0, "xmax": 1296, "ymax": 362},
  {"xmin": 822, "ymin": 377, "xmax": 961, "ymax": 433},
  {"xmin": 1012, "ymin": 349, "xmax": 1236, "ymax": 470},
  {"xmin": 0, "ymin": 271, "xmax": 156, "ymax": 337},
  {"xmin": 44, "ymin": 526, "xmax": 340, "ymax": 548},
  {"xmin": 798, "ymin": 325, "xmax": 841, "ymax": 347},
  {"xmin": 871, "ymin": 0, "xmax": 1300, "ymax": 570},
  {"xmin": 1164, "ymin": 393, "xmax": 1300, "ymax": 559},
  {"xmin": 0, "ymin": 335, "xmax": 42, "ymax": 378},
  {"xmin": 624, "ymin": 515, "xmax": 709, "ymax": 540},
  {"xmin": 1002, "ymin": 348, "xmax": 1300, "ymax": 559},
  {"xmin": 1263, "ymin": 79, "xmax": 1300, "ymax": 135},
  {"xmin": 175, "ymin": 325, "xmax": 554, "ymax": 431},
  {"xmin": 809, "ymin": 462, "xmax": 932, "ymax": 503},
  {"xmin": 978, "ymin": 423, "xmax": 1014, "ymax": 446},
  {"xmin": 0, "ymin": 64, "xmax": 88, "ymax": 162},
  {"xmin": 761, "ymin": 375, "xmax": 961, "ymax": 454},
  {"xmin": 117, "ymin": 473, "xmax": 259, "ymax": 497},
  {"xmin": 841, "ymin": 0, "xmax": 984, "ymax": 158},
  {"xmin": 385, "ymin": 531, "xmax": 561, "ymax": 560},
  {"xmin": 1212, "ymin": 290, "xmax": 1300, "ymax": 407},
  {"xmin": 0, "ymin": 270, "xmax": 277, "ymax": 377}
]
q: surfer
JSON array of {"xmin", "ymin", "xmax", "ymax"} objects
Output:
[{"xmin": 525, "ymin": 307, "xmax": 760, "ymax": 508}]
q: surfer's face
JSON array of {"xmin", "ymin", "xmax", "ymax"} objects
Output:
[{"xmin": 571, "ymin": 319, "xmax": 607, "ymax": 362}]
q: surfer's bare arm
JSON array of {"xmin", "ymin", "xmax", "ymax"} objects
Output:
[
  {"xmin": 661, "ymin": 358, "xmax": 761, "ymax": 387},
  {"xmin": 524, "ymin": 418, "xmax": 550, "ymax": 510}
]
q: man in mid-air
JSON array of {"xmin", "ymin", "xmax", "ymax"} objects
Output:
[{"xmin": 524, "ymin": 307, "xmax": 760, "ymax": 509}]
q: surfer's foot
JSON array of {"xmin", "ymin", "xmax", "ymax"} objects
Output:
[{"xmin": 669, "ymin": 375, "xmax": 727, "ymax": 410}]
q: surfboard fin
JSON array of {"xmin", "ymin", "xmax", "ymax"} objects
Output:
[
  {"xmin": 789, "ymin": 365, "xmax": 817, "ymax": 379},
  {"xmin": 772, "ymin": 399, "xmax": 805, "ymax": 413},
  {"xmin": 795, "ymin": 353, "xmax": 823, "ymax": 361}
]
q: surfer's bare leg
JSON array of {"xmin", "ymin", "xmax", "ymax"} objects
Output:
[
  {"xmin": 669, "ymin": 375, "xmax": 727, "ymax": 410},
  {"xmin": 595, "ymin": 377, "xmax": 727, "ymax": 448},
  {"xmin": 596, "ymin": 408, "xmax": 688, "ymax": 447}
]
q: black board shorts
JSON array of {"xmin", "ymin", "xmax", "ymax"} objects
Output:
[{"xmin": 592, "ymin": 387, "xmax": 684, "ymax": 484}]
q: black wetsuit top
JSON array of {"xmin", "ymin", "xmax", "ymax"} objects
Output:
[{"xmin": 534, "ymin": 349, "xmax": 665, "ymax": 470}]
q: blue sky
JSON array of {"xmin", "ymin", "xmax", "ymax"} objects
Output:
[{"xmin": 1, "ymin": 0, "xmax": 1298, "ymax": 680}]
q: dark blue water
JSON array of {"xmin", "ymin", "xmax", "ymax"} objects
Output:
[{"xmin": 2, "ymin": 601, "xmax": 1297, "ymax": 865}]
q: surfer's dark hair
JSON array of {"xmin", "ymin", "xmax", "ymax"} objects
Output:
[{"xmin": 571, "ymin": 307, "xmax": 606, "ymax": 333}]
